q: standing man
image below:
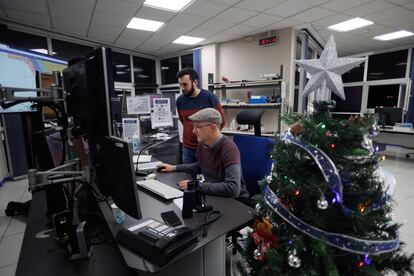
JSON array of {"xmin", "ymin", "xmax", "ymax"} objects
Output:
[{"xmin": 176, "ymin": 67, "xmax": 225, "ymax": 164}]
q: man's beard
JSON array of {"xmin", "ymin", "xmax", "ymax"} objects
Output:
[{"xmin": 183, "ymin": 83, "xmax": 195, "ymax": 97}]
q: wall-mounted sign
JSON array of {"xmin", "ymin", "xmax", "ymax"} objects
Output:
[{"xmin": 258, "ymin": 35, "xmax": 278, "ymax": 47}]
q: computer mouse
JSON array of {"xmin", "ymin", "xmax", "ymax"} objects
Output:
[
  {"xmin": 157, "ymin": 165, "xmax": 166, "ymax": 172},
  {"xmin": 144, "ymin": 173, "xmax": 157, "ymax": 180}
]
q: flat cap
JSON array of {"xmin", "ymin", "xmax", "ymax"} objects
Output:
[{"xmin": 188, "ymin": 108, "xmax": 222, "ymax": 125}]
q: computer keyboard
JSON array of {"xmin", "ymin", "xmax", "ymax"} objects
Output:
[{"xmin": 136, "ymin": 179, "xmax": 183, "ymax": 200}]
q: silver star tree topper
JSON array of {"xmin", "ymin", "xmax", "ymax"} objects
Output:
[{"xmin": 296, "ymin": 35, "xmax": 365, "ymax": 101}]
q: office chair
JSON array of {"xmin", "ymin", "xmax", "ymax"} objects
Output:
[
  {"xmin": 226, "ymin": 111, "xmax": 275, "ymax": 268},
  {"xmin": 234, "ymin": 109, "xmax": 275, "ymax": 197}
]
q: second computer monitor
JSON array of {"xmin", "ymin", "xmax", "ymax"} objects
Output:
[
  {"xmin": 375, "ymin": 107, "xmax": 403, "ymax": 127},
  {"xmin": 99, "ymin": 136, "xmax": 141, "ymax": 219}
]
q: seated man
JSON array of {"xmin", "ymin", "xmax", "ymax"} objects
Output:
[{"xmin": 158, "ymin": 108, "xmax": 249, "ymax": 200}]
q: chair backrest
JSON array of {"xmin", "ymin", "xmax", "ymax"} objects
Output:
[{"xmin": 233, "ymin": 134, "xmax": 274, "ymax": 196}]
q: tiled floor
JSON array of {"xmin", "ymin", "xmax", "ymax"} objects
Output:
[
  {"xmin": 0, "ymin": 146, "xmax": 413, "ymax": 276},
  {"xmin": 0, "ymin": 178, "xmax": 31, "ymax": 276}
]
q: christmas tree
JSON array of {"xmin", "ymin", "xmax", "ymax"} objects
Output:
[{"xmin": 241, "ymin": 101, "xmax": 414, "ymax": 275}]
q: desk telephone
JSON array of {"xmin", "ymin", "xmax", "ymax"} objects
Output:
[{"xmin": 115, "ymin": 218, "xmax": 197, "ymax": 266}]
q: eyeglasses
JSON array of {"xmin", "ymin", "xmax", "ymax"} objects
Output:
[{"xmin": 194, "ymin": 124, "xmax": 213, "ymax": 129}]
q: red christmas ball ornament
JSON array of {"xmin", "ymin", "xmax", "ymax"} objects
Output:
[
  {"xmin": 330, "ymin": 143, "xmax": 335, "ymax": 149},
  {"xmin": 294, "ymin": 189, "xmax": 301, "ymax": 197},
  {"xmin": 325, "ymin": 130, "xmax": 332, "ymax": 137},
  {"xmin": 359, "ymin": 261, "xmax": 364, "ymax": 268}
]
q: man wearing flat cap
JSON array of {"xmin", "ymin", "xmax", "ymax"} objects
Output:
[{"xmin": 158, "ymin": 108, "xmax": 249, "ymax": 200}]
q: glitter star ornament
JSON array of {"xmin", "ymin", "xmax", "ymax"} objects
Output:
[{"xmin": 296, "ymin": 35, "xmax": 365, "ymax": 101}]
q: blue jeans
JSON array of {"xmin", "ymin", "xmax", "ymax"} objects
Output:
[{"xmin": 182, "ymin": 147, "xmax": 197, "ymax": 164}]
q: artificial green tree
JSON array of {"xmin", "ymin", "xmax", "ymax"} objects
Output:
[{"xmin": 242, "ymin": 101, "xmax": 414, "ymax": 276}]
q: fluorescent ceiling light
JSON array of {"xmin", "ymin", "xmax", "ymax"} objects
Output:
[
  {"xmin": 173, "ymin": 36, "xmax": 204, "ymax": 45},
  {"xmin": 374, "ymin": 30, "xmax": 414, "ymax": 41},
  {"xmin": 127, "ymin": 17, "xmax": 164, "ymax": 32},
  {"xmin": 328, "ymin": 17, "xmax": 373, "ymax": 32},
  {"xmin": 31, "ymin": 49, "xmax": 48, "ymax": 54},
  {"xmin": 143, "ymin": 0, "xmax": 193, "ymax": 12}
]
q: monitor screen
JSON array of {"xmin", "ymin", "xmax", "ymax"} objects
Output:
[
  {"xmin": 375, "ymin": 107, "xmax": 403, "ymax": 127},
  {"xmin": 63, "ymin": 47, "xmax": 119, "ymax": 141},
  {"xmin": 98, "ymin": 136, "xmax": 141, "ymax": 219},
  {"xmin": 0, "ymin": 43, "xmax": 67, "ymax": 113}
]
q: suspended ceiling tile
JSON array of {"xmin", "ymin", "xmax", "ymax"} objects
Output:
[
  {"xmin": 1, "ymin": 0, "xmax": 48, "ymax": 14},
  {"xmin": 89, "ymin": 23, "xmax": 124, "ymax": 37},
  {"xmin": 312, "ymin": 13, "xmax": 352, "ymax": 27},
  {"xmin": 92, "ymin": 11, "xmax": 132, "ymax": 27},
  {"xmin": 49, "ymin": 0, "xmax": 95, "ymax": 10},
  {"xmin": 205, "ymin": 0, "xmax": 242, "ymax": 6},
  {"xmin": 135, "ymin": 6, "xmax": 176, "ymax": 22},
  {"xmin": 185, "ymin": 28, "xmax": 217, "ymax": 38},
  {"xmin": 365, "ymin": 6, "xmax": 412, "ymax": 23},
  {"xmin": 53, "ymin": 18, "xmax": 88, "ymax": 36},
  {"xmin": 6, "ymin": 9, "xmax": 51, "ymax": 28},
  {"xmin": 224, "ymin": 24, "xmax": 257, "ymax": 35},
  {"xmin": 168, "ymin": 13, "xmax": 209, "ymax": 28},
  {"xmin": 263, "ymin": 18, "xmax": 301, "ymax": 31},
  {"xmin": 265, "ymin": 0, "xmax": 313, "ymax": 18},
  {"xmin": 290, "ymin": 7, "xmax": 336, "ymax": 23},
  {"xmin": 95, "ymin": 0, "xmax": 139, "ymax": 16},
  {"xmin": 235, "ymin": 0, "xmax": 285, "ymax": 12},
  {"xmin": 49, "ymin": 4, "xmax": 93, "ymax": 22},
  {"xmin": 88, "ymin": 31, "xmax": 119, "ymax": 43},
  {"xmin": 343, "ymin": 0, "xmax": 394, "ymax": 17},
  {"xmin": 183, "ymin": 0, "xmax": 228, "ymax": 17},
  {"xmin": 321, "ymin": 0, "xmax": 373, "ymax": 12},
  {"xmin": 387, "ymin": 0, "xmax": 414, "ymax": 5},
  {"xmin": 243, "ymin": 14, "xmax": 282, "ymax": 28},
  {"xmin": 198, "ymin": 18, "xmax": 235, "ymax": 32},
  {"xmin": 214, "ymin": 7, "xmax": 258, "ymax": 23},
  {"xmin": 382, "ymin": 15, "xmax": 414, "ymax": 28},
  {"xmin": 115, "ymin": 29, "xmax": 153, "ymax": 48}
]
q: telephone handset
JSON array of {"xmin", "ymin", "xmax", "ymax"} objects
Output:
[
  {"xmin": 153, "ymin": 227, "xmax": 192, "ymax": 251},
  {"xmin": 115, "ymin": 218, "xmax": 197, "ymax": 266}
]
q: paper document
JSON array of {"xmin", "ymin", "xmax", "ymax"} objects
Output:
[
  {"xmin": 151, "ymin": 98, "xmax": 173, "ymax": 128},
  {"xmin": 135, "ymin": 161, "xmax": 162, "ymax": 171},
  {"xmin": 122, "ymin": 118, "xmax": 140, "ymax": 140},
  {"xmin": 133, "ymin": 155, "xmax": 152, "ymax": 163},
  {"xmin": 126, "ymin": 96, "xmax": 150, "ymax": 114}
]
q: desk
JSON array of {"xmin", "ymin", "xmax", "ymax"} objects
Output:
[
  {"xmin": 372, "ymin": 128, "xmax": 414, "ymax": 153},
  {"xmin": 100, "ymin": 171, "xmax": 254, "ymax": 275},
  {"xmin": 16, "ymin": 136, "xmax": 254, "ymax": 276}
]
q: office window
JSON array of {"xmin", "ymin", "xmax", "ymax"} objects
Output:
[
  {"xmin": 112, "ymin": 52, "xmax": 131, "ymax": 83},
  {"xmin": 1, "ymin": 28, "xmax": 48, "ymax": 54},
  {"xmin": 181, "ymin": 53, "xmax": 193, "ymax": 69},
  {"xmin": 367, "ymin": 84, "xmax": 399, "ymax": 108},
  {"xmin": 367, "ymin": 50, "xmax": 408, "ymax": 80},
  {"xmin": 342, "ymin": 62, "xmax": 364, "ymax": 83},
  {"xmin": 331, "ymin": 86, "xmax": 362, "ymax": 113},
  {"xmin": 52, "ymin": 39, "xmax": 93, "ymax": 61},
  {"xmin": 133, "ymin": 56, "xmax": 156, "ymax": 84},
  {"xmin": 161, "ymin": 57, "xmax": 179, "ymax": 85}
]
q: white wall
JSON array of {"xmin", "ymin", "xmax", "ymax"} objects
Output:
[
  {"xmin": 200, "ymin": 27, "xmax": 296, "ymax": 133},
  {"xmin": 217, "ymin": 28, "xmax": 294, "ymax": 83}
]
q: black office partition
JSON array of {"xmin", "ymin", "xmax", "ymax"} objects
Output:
[{"xmin": 1, "ymin": 113, "xmax": 28, "ymax": 179}]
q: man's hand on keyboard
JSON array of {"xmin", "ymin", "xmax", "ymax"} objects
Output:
[
  {"xmin": 178, "ymin": 180, "xmax": 189, "ymax": 191},
  {"xmin": 157, "ymin": 163, "xmax": 175, "ymax": 173}
]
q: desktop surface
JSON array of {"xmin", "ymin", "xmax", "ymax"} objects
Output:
[{"xmin": 100, "ymin": 170, "xmax": 255, "ymax": 273}]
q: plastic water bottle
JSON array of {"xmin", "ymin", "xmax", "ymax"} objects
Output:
[{"xmin": 132, "ymin": 133, "xmax": 140, "ymax": 153}]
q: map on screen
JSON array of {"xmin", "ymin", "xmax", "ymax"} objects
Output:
[{"xmin": 0, "ymin": 43, "xmax": 67, "ymax": 113}]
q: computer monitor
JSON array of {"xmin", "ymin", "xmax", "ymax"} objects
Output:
[
  {"xmin": 63, "ymin": 47, "xmax": 120, "ymax": 142},
  {"xmin": 375, "ymin": 107, "xmax": 403, "ymax": 127},
  {"xmin": 98, "ymin": 136, "xmax": 142, "ymax": 219}
]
